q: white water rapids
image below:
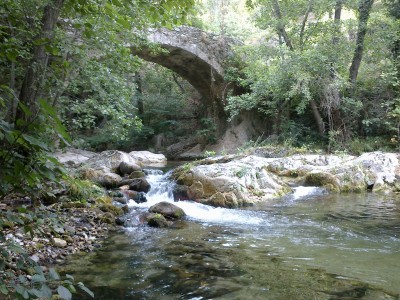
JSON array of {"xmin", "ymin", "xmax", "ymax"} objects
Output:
[{"xmin": 127, "ymin": 169, "xmax": 325, "ymax": 226}]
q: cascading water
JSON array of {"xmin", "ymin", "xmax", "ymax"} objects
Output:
[
  {"xmin": 127, "ymin": 169, "xmax": 279, "ymax": 226},
  {"xmin": 63, "ymin": 166, "xmax": 400, "ymax": 300}
]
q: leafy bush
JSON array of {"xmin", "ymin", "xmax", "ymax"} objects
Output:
[{"xmin": 0, "ymin": 100, "xmax": 69, "ymax": 198}]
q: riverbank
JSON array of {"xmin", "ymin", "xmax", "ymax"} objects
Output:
[{"xmin": 0, "ymin": 198, "xmax": 125, "ymax": 266}]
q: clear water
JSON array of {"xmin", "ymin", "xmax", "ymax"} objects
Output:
[{"xmin": 63, "ymin": 170, "xmax": 400, "ymax": 299}]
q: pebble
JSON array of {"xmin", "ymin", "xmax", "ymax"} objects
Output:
[{"xmin": 1, "ymin": 201, "xmax": 121, "ymax": 269}]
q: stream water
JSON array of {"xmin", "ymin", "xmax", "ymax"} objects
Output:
[{"xmin": 63, "ymin": 168, "xmax": 400, "ymax": 299}]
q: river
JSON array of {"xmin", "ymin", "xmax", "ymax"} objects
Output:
[{"xmin": 63, "ymin": 168, "xmax": 400, "ymax": 299}]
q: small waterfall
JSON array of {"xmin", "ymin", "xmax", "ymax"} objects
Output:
[
  {"xmin": 127, "ymin": 168, "xmax": 266, "ymax": 226},
  {"xmin": 145, "ymin": 169, "xmax": 175, "ymax": 203},
  {"xmin": 291, "ymin": 186, "xmax": 326, "ymax": 200}
]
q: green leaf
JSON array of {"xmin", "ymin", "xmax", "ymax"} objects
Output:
[
  {"xmin": 33, "ymin": 37, "xmax": 50, "ymax": 46},
  {"xmin": 6, "ymin": 50, "xmax": 17, "ymax": 61},
  {"xmin": 65, "ymin": 274, "xmax": 74, "ymax": 280},
  {"xmin": 0, "ymin": 259, "xmax": 5, "ymax": 271},
  {"xmin": 49, "ymin": 268, "xmax": 60, "ymax": 280},
  {"xmin": 24, "ymin": 225, "xmax": 34, "ymax": 238},
  {"xmin": 116, "ymin": 17, "xmax": 130, "ymax": 29},
  {"xmin": 29, "ymin": 288, "xmax": 44, "ymax": 298},
  {"xmin": 45, "ymin": 45, "xmax": 60, "ymax": 56},
  {"xmin": 77, "ymin": 282, "xmax": 94, "ymax": 298},
  {"xmin": 0, "ymin": 283, "xmax": 8, "ymax": 295},
  {"xmin": 21, "ymin": 134, "xmax": 49, "ymax": 150},
  {"xmin": 39, "ymin": 284, "xmax": 52, "ymax": 298},
  {"xmin": 8, "ymin": 244, "xmax": 25, "ymax": 254},
  {"xmin": 4, "ymin": 131, "xmax": 15, "ymax": 144},
  {"xmin": 18, "ymin": 275, "xmax": 27, "ymax": 284},
  {"xmin": 57, "ymin": 285, "xmax": 72, "ymax": 300},
  {"xmin": 31, "ymin": 274, "xmax": 46, "ymax": 283},
  {"xmin": 15, "ymin": 285, "xmax": 29, "ymax": 299},
  {"xmin": 38, "ymin": 99, "xmax": 57, "ymax": 117}
]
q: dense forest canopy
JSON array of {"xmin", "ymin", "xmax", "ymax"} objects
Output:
[{"xmin": 0, "ymin": 0, "xmax": 399, "ymax": 194}]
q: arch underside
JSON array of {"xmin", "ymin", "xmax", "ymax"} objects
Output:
[{"xmin": 131, "ymin": 45, "xmax": 226, "ymax": 105}]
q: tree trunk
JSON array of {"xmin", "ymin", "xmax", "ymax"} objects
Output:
[
  {"xmin": 134, "ymin": 72, "xmax": 144, "ymax": 116},
  {"xmin": 5, "ymin": 21, "xmax": 18, "ymax": 124},
  {"xmin": 348, "ymin": 0, "xmax": 374, "ymax": 91},
  {"xmin": 310, "ymin": 100, "xmax": 325, "ymax": 135},
  {"xmin": 6, "ymin": 60, "xmax": 17, "ymax": 123},
  {"xmin": 16, "ymin": 0, "xmax": 64, "ymax": 123}
]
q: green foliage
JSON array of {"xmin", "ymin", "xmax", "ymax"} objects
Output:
[
  {"xmin": 203, "ymin": 150, "xmax": 217, "ymax": 158},
  {"xmin": 225, "ymin": 0, "xmax": 399, "ymax": 150},
  {"xmin": 0, "ymin": 100, "xmax": 69, "ymax": 198},
  {"xmin": 345, "ymin": 137, "xmax": 396, "ymax": 155},
  {"xmin": 122, "ymin": 63, "xmax": 200, "ymax": 150},
  {"xmin": 63, "ymin": 178, "xmax": 105, "ymax": 203},
  {"xmin": 193, "ymin": 0, "xmax": 260, "ymax": 40},
  {"xmin": 197, "ymin": 118, "xmax": 217, "ymax": 144},
  {"xmin": 59, "ymin": 59, "xmax": 142, "ymax": 150}
]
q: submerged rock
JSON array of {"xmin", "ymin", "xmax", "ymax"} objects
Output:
[
  {"xmin": 149, "ymin": 201, "xmax": 186, "ymax": 219},
  {"xmin": 173, "ymin": 185, "xmax": 190, "ymax": 201},
  {"xmin": 146, "ymin": 213, "xmax": 170, "ymax": 228}
]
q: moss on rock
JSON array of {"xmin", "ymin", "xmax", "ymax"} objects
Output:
[{"xmin": 305, "ymin": 171, "xmax": 340, "ymax": 192}]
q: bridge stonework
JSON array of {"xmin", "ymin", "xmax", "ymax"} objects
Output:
[{"xmin": 131, "ymin": 26, "xmax": 238, "ymax": 132}]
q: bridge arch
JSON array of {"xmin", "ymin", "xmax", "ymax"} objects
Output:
[{"xmin": 131, "ymin": 26, "xmax": 237, "ymax": 128}]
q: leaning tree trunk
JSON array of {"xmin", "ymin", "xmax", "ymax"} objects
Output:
[
  {"xmin": 348, "ymin": 0, "xmax": 374, "ymax": 92},
  {"xmin": 16, "ymin": 0, "xmax": 64, "ymax": 124}
]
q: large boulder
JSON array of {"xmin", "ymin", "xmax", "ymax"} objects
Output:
[
  {"xmin": 149, "ymin": 201, "xmax": 186, "ymax": 219},
  {"xmin": 78, "ymin": 150, "xmax": 140, "ymax": 187},
  {"xmin": 129, "ymin": 178, "xmax": 151, "ymax": 193},
  {"xmin": 268, "ymin": 151, "xmax": 399, "ymax": 192},
  {"xmin": 84, "ymin": 150, "xmax": 138, "ymax": 172},
  {"xmin": 173, "ymin": 156, "xmax": 289, "ymax": 207},
  {"xmin": 119, "ymin": 161, "xmax": 142, "ymax": 176},
  {"xmin": 129, "ymin": 151, "xmax": 167, "ymax": 167},
  {"xmin": 78, "ymin": 167, "xmax": 122, "ymax": 188},
  {"xmin": 53, "ymin": 148, "xmax": 97, "ymax": 167},
  {"xmin": 172, "ymin": 151, "xmax": 400, "ymax": 208}
]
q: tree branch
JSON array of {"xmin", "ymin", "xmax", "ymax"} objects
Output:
[
  {"xmin": 299, "ymin": 0, "xmax": 313, "ymax": 49},
  {"xmin": 272, "ymin": 0, "xmax": 293, "ymax": 50}
]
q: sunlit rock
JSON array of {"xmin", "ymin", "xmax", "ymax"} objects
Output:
[
  {"xmin": 149, "ymin": 201, "xmax": 186, "ymax": 219},
  {"xmin": 129, "ymin": 151, "xmax": 167, "ymax": 167},
  {"xmin": 84, "ymin": 150, "xmax": 138, "ymax": 172}
]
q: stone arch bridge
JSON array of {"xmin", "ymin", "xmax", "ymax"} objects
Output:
[{"xmin": 131, "ymin": 26, "xmax": 240, "ymax": 132}]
